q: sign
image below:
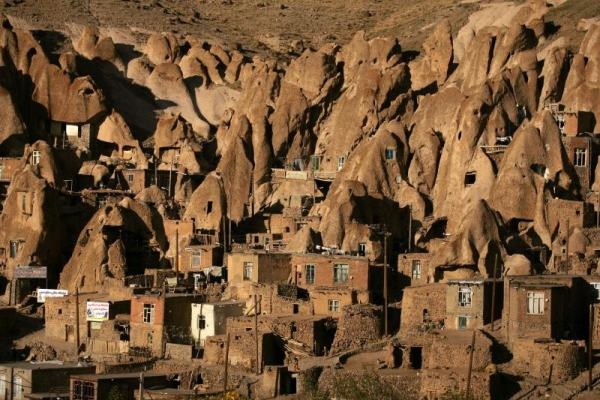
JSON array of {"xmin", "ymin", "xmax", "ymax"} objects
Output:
[
  {"xmin": 37, "ymin": 289, "xmax": 68, "ymax": 303},
  {"xmin": 86, "ymin": 301, "xmax": 110, "ymax": 322},
  {"xmin": 14, "ymin": 266, "xmax": 47, "ymax": 279}
]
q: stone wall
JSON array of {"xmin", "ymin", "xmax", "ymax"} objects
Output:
[
  {"xmin": 424, "ymin": 331, "xmax": 492, "ymax": 370},
  {"xmin": 316, "ymin": 368, "xmax": 420, "ymax": 399},
  {"xmin": 419, "ymin": 369, "xmax": 492, "ymax": 399},
  {"xmin": 400, "ymin": 283, "xmax": 446, "ymax": 336},
  {"xmin": 165, "ymin": 343, "xmax": 193, "ymax": 360},
  {"xmin": 331, "ymin": 304, "xmax": 382, "ymax": 354},
  {"xmin": 510, "ymin": 338, "xmax": 582, "ymax": 383}
]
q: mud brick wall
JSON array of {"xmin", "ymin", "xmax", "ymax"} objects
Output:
[
  {"xmin": 271, "ymin": 318, "xmax": 315, "ymax": 345},
  {"xmin": 203, "ymin": 334, "xmax": 226, "ymax": 364},
  {"xmin": 330, "ymin": 304, "xmax": 382, "ymax": 353},
  {"xmin": 89, "ymin": 319, "xmax": 122, "ymax": 341},
  {"xmin": 400, "ymin": 283, "xmax": 446, "ymax": 335},
  {"xmin": 419, "ymin": 370, "xmax": 491, "ymax": 399},
  {"xmin": 317, "ymin": 368, "xmax": 419, "ymax": 398},
  {"xmin": 165, "ymin": 343, "xmax": 193, "ymax": 360},
  {"xmin": 510, "ymin": 338, "xmax": 582, "ymax": 383},
  {"xmin": 200, "ymin": 366, "xmax": 248, "ymax": 393},
  {"xmin": 424, "ymin": 332, "xmax": 492, "ymax": 370},
  {"xmin": 397, "ymin": 253, "xmax": 432, "ymax": 287}
]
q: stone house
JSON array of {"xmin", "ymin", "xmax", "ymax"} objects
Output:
[
  {"xmin": 190, "ymin": 301, "xmax": 244, "ymax": 347},
  {"xmin": 48, "ymin": 115, "xmax": 104, "ymax": 154},
  {"xmin": 183, "ymin": 245, "xmax": 223, "ymax": 273},
  {"xmin": 0, "ymin": 157, "xmax": 21, "ymax": 183},
  {"xmin": 115, "ymin": 168, "xmax": 150, "ymax": 194},
  {"xmin": 503, "ymin": 275, "xmax": 591, "ymax": 346},
  {"xmin": 44, "ymin": 294, "xmax": 130, "ymax": 347},
  {"xmin": 399, "ymin": 283, "xmax": 446, "ymax": 336},
  {"xmin": 225, "ymin": 316, "xmax": 285, "ymax": 372},
  {"xmin": 0, "ymin": 361, "xmax": 95, "ymax": 400},
  {"xmin": 562, "ymin": 134, "xmax": 594, "ymax": 193},
  {"xmin": 445, "ymin": 278, "xmax": 503, "ymax": 330},
  {"xmin": 129, "ymin": 292, "xmax": 202, "ymax": 357},
  {"xmin": 291, "ymin": 253, "xmax": 371, "ymax": 292},
  {"xmin": 308, "ymin": 286, "xmax": 370, "ymax": 316},
  {"xmin": 397, "ymin": 252, "xmax": 432, "ymax": 286},
  {"xmin": 69, "ymin": 372, "xmax": 168, "ymax": 400},
  {"xmin": 227, "ymin": 251, "xmax": 292, "ymax": 285}
]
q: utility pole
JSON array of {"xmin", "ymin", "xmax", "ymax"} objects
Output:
[
  {"xmin": 466, "ymin": 330, "xmax": 476, "ymax": 397},
  {"xmin": 589, "ymin": 303, "xmax": 594, "ymax": 392},
  {"xmin": 227, "ymin": 192, "xmax": 232, "ymax": 251},
  {"xmin": 175, "ymin": 222, "xmax": 179, "ymax": 275},
  {"xmin": 490, "ymin": 255, "xmax": 498, "ymax": 331},
  {"xmin": 138, "ymin": 372, "xmax": 144, "ymax": 400},
  {"xmin": 408, "ymin": 205, "xmax": 412, "ymax": 252},
  {"xmin": 168, "ymin": 156, "xmax": 173, "ymax": 199},
  {"xmin": 224, "ymin": 332, "xmax": 230, "ymax": 393},
  {"xmin": 75, "ymin": 287, "xmax": 80, "ymax": 356},
  {"xmin": 254, "ymin": 294, "xmax": 260, "ymax": 375},
  {"xmin": 383, "ymin": 226, "xmax": 389, "ymax": 337},
  {"xmin": 565, "ymin": 218, "xmax": 570, "ymax": 270}
]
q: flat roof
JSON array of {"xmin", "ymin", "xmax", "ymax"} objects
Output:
[
  {"xmin": 24, "ymin": 393, "xmax": 69, "ymax": 399},
  {"xmin": 516, "ymin": 283, "xmax": 567, "ymax": 289},
  {"xmin": 269, "ymin": 314, "xmax": 331, "ymax": 323},
  {"xmin": 0, "ymin": 361, "xmax": 94, "ymax": 370},
  {"xmin": 192, "ymin": 300, "xmax": 244, "ymax": 306},
  {"xmin": 71, "ymin": 371, "xmax": 167, "ymax": 381},
  {"xmin": 447, "ymin": 278, "xmax": 502, "ymax": 284},
  {"xmin": 133, "ymin": 292, "xmax": 205, "ymax": 299}
]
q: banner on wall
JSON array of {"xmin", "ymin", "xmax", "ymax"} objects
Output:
[{"xmin": 86, "ymin": 301, "xmax": 110, "ymax": 322}]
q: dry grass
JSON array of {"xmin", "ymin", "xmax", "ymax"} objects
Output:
[{"xmin": 1, "ymin": 0, "xmax": 597, "ymax": 59}]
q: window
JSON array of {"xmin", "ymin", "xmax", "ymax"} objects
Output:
[
  {"xmin": 197, "ymin": 315, "xmax": 206, "ymax": 330},
  {"xmin": 66, "ymin": 124, "xmax": 79, "ymax": 137},
  {"xmin": 328, "ymin": 299, "xmax": 340, "ymax": 312},
  {"xmin": 0, "ymin": 164, "xmax": 3, "ymax": 180},
  {"xmin": 292, "ymin": 158, "xmax": 303, "ymax": 170},
  {"xmin": 458, "ymin": 286, "xmax": 472, "ymax": 307},
  {"xmin": 311, "ymin": 155, "xmax": 321, "ymax": 171},
  {"xmin": 305, "ymin": 264, "xmax": 315, "ymax": 284},
  {"xmin": 574, "ymin": 148, "xmax": 587, "ymax": 167},
  {"xmin": 243, "ymin": 262, "xmax": 253, "ymax": 281},
  {"xmin": 385, "ymin": 148, "xmax": 396, "ymax": 160},
  {"xmin": 527, "ymin": 291, "xmax": 545, "ymax": 315},
  {"xmin": 127, "ymin": 174, "xmax": 134, "ymax": 182},
  {"xmin": 592, "ymin": 283, "xmax": 600, "ymax": 301},
  {"xmin": 191, "ymin": 252, "xmax": 201, "ymax": 268},
  {"xmin": 557, "ymin": 115, "xmax": 565, "ymax": 134},
  {"xmin": 458, "ymin": 316, "xmax": 468, "ymax": 329},
  {"xmin": 72, "ymin": 380, "xmax": 95, "ymax": 400},
  {"xmin": 207, "ymin": 201, "xmax": 213, "ymax": 214},
  {"xmin": 333, "ymin": 264, "xmax": 349, "ymax": 283},
  {"xmin": 143, "ymin": 303, "xmax": 155, "ymax": 323},
  {"xmin": 337, "ymin": 155, "xmax": 346, "ymax": 171},
  {"xmin": 20, "ymin": 192, "xmax": 27, "ymax": 213},
  {"xmin": 358, "ymin": 242, "xmax": 366, "ymax": 256},
  {"xmin": 411, "ymin": 260, "xmax": 421, "ymax": 280},
  {"xmin": 464, "ymin": 172, "xmax": 476, "ymax": 186},
  {"xmin": 9, "ymin": 240, "xmax": 19, "ymax": 258},
  {"xmin": 31, "ymin": 150, "xmax": 41, "ymax": 165}
]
